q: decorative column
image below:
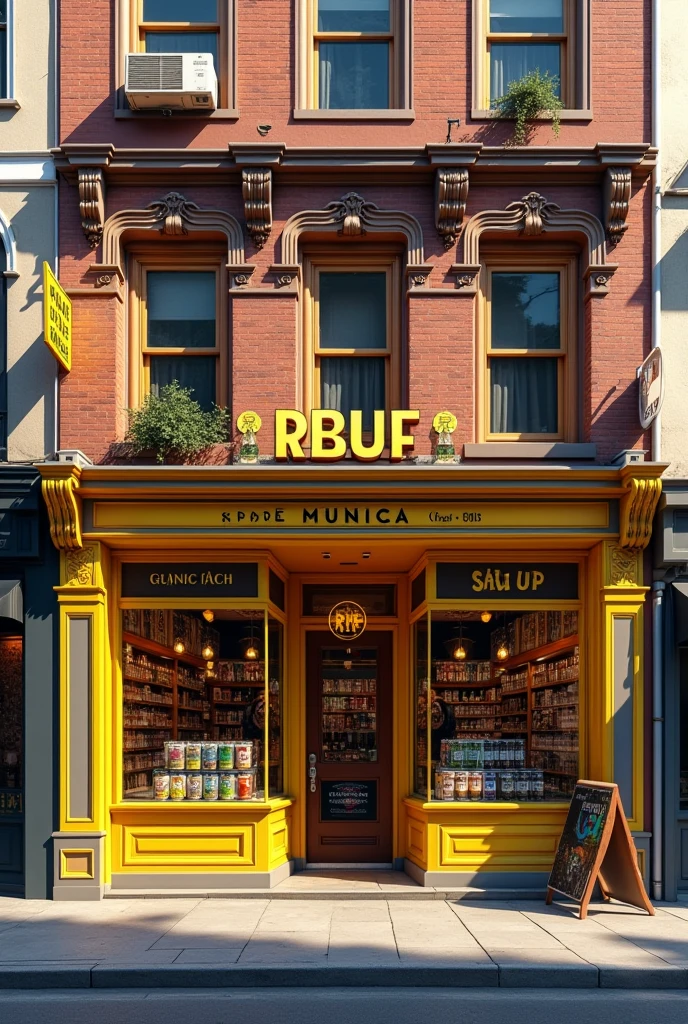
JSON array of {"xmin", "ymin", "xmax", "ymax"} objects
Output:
[{"xmin": 40, "ymin": 465, "xmax": 110, "ymax": 899}]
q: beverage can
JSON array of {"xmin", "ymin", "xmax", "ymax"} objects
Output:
[
  {"xmin": 454, "ymin": 771, "xmax": 469, "ymax": 800},
  {"xmin": 203, "ymin": 773, "xmax": 219, "ymax": 801},
  {"xmin": 515, "ymin": 771, "xmax": 530, "ymax": 800},
  {"xmin": 483, "ymin": 772, "xmax": 497, "ymax": 802},
  {"xmin": 234, "ymin": 742, "xmax": 253, "ymax": 769},
  {"xmin": 169, "ymin": 772, "xmax": 186, "ymax": 801},
  {"xmin": 218, "ymin": 743, "xmax": 235, "ymax": 770},
  {"xmin": 219, "ymin": 772, "xmax": 237, "ymax": 801},
  {"xmin": 441, "ymin": 770, "xmax": 456, "ymax": 801},
  {"xmin": 202, "ymin": 743, "xmax": 218, "ymax": 771},
  {"xmin": 153, "ymin": 771, "xmax": 170, "ymax": 801},
  {"xmin": 499, "ymin": 771, "xmax": 515, "ymax": 799},
  {"xmin": 185, "ymin": 743, "xmax": 202, "ymax": 771},
  {"xmin": 186, "ymin": 772, "xmax": 203, "ymax": 801},
  {"xmin": 165, "ymin": 741, "xmax": 185, "ymax": 770},
  {"xmin": 237, "ymin": 771, "xmax": 253, "ymax": 800}
]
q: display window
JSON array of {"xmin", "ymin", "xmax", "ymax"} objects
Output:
[
  {"xmin": 414, "ymin": 606, "xmax": 579, "ymax": 803},
  {"xmin": 120, "ymin": 607, "xmax": 283, "ymax": 803}
]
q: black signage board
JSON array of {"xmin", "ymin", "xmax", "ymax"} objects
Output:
[
  {"xmin": 547, "ymin": 780, "xmax": 654, "ymax": 919},
  {"xmin": 437, "ymin": 562, "xmax": 579, "ymax": 601},
  {"xmin": 121, "ymin": 562, "xmax": 259, "ymax": 599},
  {"xmin": 321, "ymin": 780, "xmax": 378, "ymax": 822}
]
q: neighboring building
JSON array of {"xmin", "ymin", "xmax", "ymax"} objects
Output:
[
  {"xmin": 653, "ymin": 0, "xmax": 688, "ymax": 901},
  {"xmin": 41, "ymin": 0, "xmax": 662, "ymax": 899},
  {"xmin": 0, "ymin": 0, "xmax": 59, "ymax": 897}
]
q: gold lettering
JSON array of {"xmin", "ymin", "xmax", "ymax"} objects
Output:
[
  {"xmin": 311, "ymin": 410, "xmax": 347, "ymax": 460},
  {"xmin": 275, "ymin": 410, "xmax": 308, "ymax": 460},
  {"xmin": 350, "ymin": 410, "xmax": 385, "ymax": 461},
  {"xmin": 390, "ymin": 410, "xmax": 420, "ymax": 461},
  {"xmin": 517, "ymin": 571, "xmax": 530, "ymax": 591},
  {"xmin": 483, "ymin": 568, "xmax": 495, "ymax": 591},
  {"xmin": 496, "ymin": 570, "xmax": 510, "ymax": 591},
  {"xmin": 150, "ymin": 573, "xmax": 160, "ymax": 585},
  {"xmin": 532, "ymin": 570, "xmax": 545, "ymax": 591},
  {"xmin": 472, "ymin": 570, "xmax": 484, "ymax": 592}
]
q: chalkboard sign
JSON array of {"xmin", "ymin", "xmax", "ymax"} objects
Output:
[
  {"xmin": 547, "ymin": 780, "xmax": 654, "ymax": 919},
  {"xmin": 321, "ymin": 781, "xmax": 378, "ymax": 821}
]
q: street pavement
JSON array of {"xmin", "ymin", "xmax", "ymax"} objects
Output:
[{"xmin": 2, "ymin": 886, "xmax": 688, "ymax": 990}]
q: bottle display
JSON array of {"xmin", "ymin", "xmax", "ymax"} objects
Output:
[
  {"xmin": 416, "ymin": 610, "xmax": 579, "ymax": 802},
  {"xmin": 320, "ymin": 652, "xmax": 378, "ymax": 762}
]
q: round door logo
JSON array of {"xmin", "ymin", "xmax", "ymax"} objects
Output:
[{"xmin": 328, "ymin": 600, "xmax": 367, "ymax": 640}]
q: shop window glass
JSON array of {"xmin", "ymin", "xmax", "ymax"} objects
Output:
[
  {"xmin": 488, "ymin": 0, "xmax": 566, "ymax": 104},
  {"xmin": 121, "ymin": 608, "xmax": 283, "ymax": 802},
  {"xmin": 144, "ymin": 270, "xmax": 218, "ymax": 411},
  {"xmin": 414, "ymin": 608, "xmax": 580, "ymax": 802},
  {"xmin": 315, "ymin": 1, "xmax": 392, "ymax": 109}
]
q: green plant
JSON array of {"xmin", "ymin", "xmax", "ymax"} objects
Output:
[
  {"xmin": 493, "ymin": 70, "xmax": 562, "ymax": 146},
  {"xmin": 126, "ymin": 381, "xmax": 230, "ymax": 463}
]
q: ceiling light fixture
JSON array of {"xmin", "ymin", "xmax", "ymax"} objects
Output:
[
  {"xmin": 480, "ymin": 611, "xmax": 492, "ymax": 623},
  {"xmin": 202, "ymin": 609, "xmax": 215, "ymax": 623}
]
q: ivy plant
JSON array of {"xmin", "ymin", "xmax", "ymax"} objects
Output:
[
  {"xmin": 126, "ymin": 381, "xmax": 231, "ymax": 464},
  {"xmin": 493, "ymin": 70, "xmax": 563, "ymax": 146}
]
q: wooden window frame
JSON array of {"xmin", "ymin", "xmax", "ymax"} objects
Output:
[
  {"xmin": 295, "ymin": 0, "xmax": 413, "ymax": 118},
  {"xmin": 472, "ymin": 0, "xmax": 592, "ymax": 120},
  {"xmin": 127, "ymin": 246, "xmax": 228, "ymax": 410},
  {"xmin": 0, "ymin": 0, "xmax": 14, "ymax": 102},
  {"xmin": 116, "ymin": 1, "xmax": 237, "ymax": 115},
  {"xmin": 303, "ymin": 250, "xmax": 402, "ymax": 438},
  {"xmin": 478, "ymin": 248, "xmax": 578, "ymax": 443}
]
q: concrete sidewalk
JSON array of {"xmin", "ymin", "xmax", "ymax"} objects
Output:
[{"xmin": 2, "ymin": 888, "xmax": 688, "ymax": 990}]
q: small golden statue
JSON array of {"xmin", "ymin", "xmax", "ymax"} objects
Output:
[
  {"xmin": 236, "ymin": 411, "xmax": 262, "ymax": 464},
  {"xmin": 432, "ymin": 411, "xmax": 457, "ymax": 463}
]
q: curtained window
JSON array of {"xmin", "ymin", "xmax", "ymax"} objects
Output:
[
  {"xmin": 315, "ymin": 1, "xmax": 392, "ymax": 109},
  {"xmin": 484, "ymin": 264, "xmax": 575, "ymax": 439},
  {"xmin": 144, "ymin": 270, "xmax": 218, "ymax": 411},
  {"xmin": 139, "ymin": 0, "xmax": 220, "ymax": 73},
  {"xmin": 487, "ymin": 0, "xmax": 568, "ymax": 105}
]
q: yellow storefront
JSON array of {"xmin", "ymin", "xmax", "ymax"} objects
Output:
[{"xmin": 39, "ymin": 459, "xmax": 662, "ymax": 898}]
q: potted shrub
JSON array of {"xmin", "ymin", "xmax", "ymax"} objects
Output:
[
  {"xmin": 125, "ymin": 381, "xmax": 231, "ymax": 464},
  {"xmin": 493, "ymin": 70, "xmax": 562, "ymax": 146}
]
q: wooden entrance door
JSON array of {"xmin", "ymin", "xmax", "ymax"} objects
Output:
[{"xmin": 306, "ymin": 631, "xmax": 393, "ymax": 864}]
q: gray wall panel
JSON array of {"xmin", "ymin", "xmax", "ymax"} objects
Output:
[
  {"xmin": 613, "ymin": 616, "xmax": 635, "ymax": 817},
  {"xmin": 68, "ymin": 618, "xmax": 91, "ymax": 822}
]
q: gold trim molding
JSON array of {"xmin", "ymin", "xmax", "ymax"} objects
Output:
[
  {"xmin": 618, "ymin": 467, "xmax": 664, "ymax": 550},
  {"xmin": 39, "ymin": 465, "xmax": 83, "ymax": 550}
]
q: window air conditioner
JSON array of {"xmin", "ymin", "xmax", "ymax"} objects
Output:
[{"xmin": 125, "ymin": 53, "xmax": 217, "ymax": 111}]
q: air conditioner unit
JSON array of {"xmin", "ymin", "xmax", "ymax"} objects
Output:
[{"xmin": 125, "ymin": 53, "xmax": 217, "ymax": 111}]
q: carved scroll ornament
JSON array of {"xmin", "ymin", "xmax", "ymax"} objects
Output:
[
  {"xmin": 604, "ymin": 167, "xmax": 632, "ymax": 246},
  {"xmin": 435, "ymin": 168, "xmax": 469, "ymax": 249},
  {"xmin": 242, "ymin": 167, "xmax": 273, "ymax": 249},
  {"xmin": 41, "ymin": 472, "xmax": 82, "ymax": 550},
  {"xmin": 618, "ymin": 474, "xmax": 663, "ymax": 550},
  {"xmin": 78, "ymin": 168, "xmax": 106, "ymax": 249}
]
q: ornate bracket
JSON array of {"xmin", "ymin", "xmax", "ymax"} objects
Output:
[
  {"xmin": 40, "ymin": 466, "xmax": 83, "ymax": 551},
  {"xmin": 435, "ymin": 168, "xmax": 469, "ymax": 249},
  {"xmin": 64, "ymin": 545, "xmax": 97, "ymax": 587},
  {"xmin": 242, "ymin": 167, "xmax": 273, "ymax": 249},
  {"xmin": 618, "ymin": 469, "xmax": 663, "ymax": 550},
  {"xmin": 78, "ymin": 168, "xmax": 106, "ymax": 249},
  {"xmin": 604, "ymin": 167, "xmax": 632, "ymax": 246}
]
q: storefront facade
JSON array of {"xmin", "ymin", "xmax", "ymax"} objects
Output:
[{"xmin": 38, "ymin": 459, "xmax": 661, "ymax": 897}]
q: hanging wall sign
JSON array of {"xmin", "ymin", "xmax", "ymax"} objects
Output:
[
  {"xmin": 42, "ymin": 263, "xmax": 72, "ymax": 372},
  {"xmin": 638, "ymin": 348, "xmax": 664, "ymax": 430},
  {"xmin": 436, "ymin": 562, "xmax": 579, "ymax": 600},
  {"xmin": 121, "ymin": 562, "xmax": 259, "ymax": 598},
  {"xmin": 328, "ymin": 600, "xmax": 367, "ymax": 640}
]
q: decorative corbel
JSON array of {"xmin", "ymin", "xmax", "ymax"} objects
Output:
[
  {"xmin": 618, "ymin": 467, "xmax": 664, "ymax": 550},
  {"xmin": 39, "ymin": 465, "xmax": 83, "ymax": 550},
  {"xmin": 242, "ymin": 167, "xmax": 273, "ymax": 249},
  {"xmin": 449, "ymin": 264, "xmax": 481, "ymax": 294},
  {"xmin": 435, "ymin": 168, "xmax": 469, "ymax": 249},
  {"xmin": 604, "ymin": 167, "xmax": 632, "ymax": 246},
  {"xmin": 78, "ymin": 168, "xmax": 106, "ymax": 249}
]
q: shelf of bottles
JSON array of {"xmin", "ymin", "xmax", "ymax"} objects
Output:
[
  {"xmin": 321, "ymin": 647, "xmax": 378, "ymax": 764},
  {"xmin": 414, "ymin": 610, "xmax": 579, "ymax": 802}
]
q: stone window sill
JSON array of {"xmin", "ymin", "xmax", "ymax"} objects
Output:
[
  {"xmin": 470, "ymin": 108, "xmax": 592, "ymax": 122},
  {"xmin": 293, "ymin": 108, "xmax": 415, "ymax": 121},
  {"xmin": 0, "ymin": 99, "xmax": 20, "ymax": 110},
  {"xmin": 463, "ymin": 443, "xmax": 597, "ymax": 460}
]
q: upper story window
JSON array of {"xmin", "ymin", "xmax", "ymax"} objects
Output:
[
  {"xmin": 480, "ymin": 251, "xmax": 577, "ymax": 441},
  {"xmin": 0, "ymin": 1, "xmax": 7, "ymax": 97},
  {"xmin": 128, "ymin": 252, "xmax": 227, "ymax": 411},
  {"xmin": 473, "ymin": 1, "xmax": 590, "ymax": 116},
  {"xmin": 139, "ymin": 0, "xmax": 219, "ymax": 63},
  {"xmin": 296, "ymin": 1, "xmax": 413, "ymax": 116},
  {"xmin": 305, "ymin": 254, "xmax": 401, "ymax": 436}
]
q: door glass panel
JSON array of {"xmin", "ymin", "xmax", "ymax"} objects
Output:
[{"xmin": 320, "ymin": 647, "xmax": 378, "ymax": 763}]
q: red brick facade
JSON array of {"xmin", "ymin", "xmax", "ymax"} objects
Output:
[{"xmin": 57, "ymin": 0, "xmax": 654, "ymax": 464}]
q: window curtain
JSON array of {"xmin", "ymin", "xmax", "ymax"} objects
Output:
[
  {"xmin": 490, "ymin": 357, "xmax": 558, "ymax": 434},
  {"xmin": 320, "ymin": 357, "xmax": 385, "ymax": 432},
  {"xmin": 319, "ymin": 42, "xmax": 389, "ymax": 109},
  {"xmin": 490, "ymin": 43, "xmax": 560, "ymax": 102},
  {"xmin": 145, "ymin": 31, "xmax": 218, "ymax": 65},
  {"xmin": 150, "ymin": 356, "xmax": 216, "ymax": 411}
]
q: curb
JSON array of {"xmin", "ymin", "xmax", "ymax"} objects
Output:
[{"xmin": 0, "ymin": 963, "xmax": 686, "ymax": 990}]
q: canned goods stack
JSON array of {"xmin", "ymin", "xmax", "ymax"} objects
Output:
[
  {"xmin": 434, "ymin": 768, "xmax": 545, "ymax": 801},
  {"xmin": 154, "ymin": 740, "xmax": 257, "ymax": 801},
  {"xmin": 439, "ymin": 738, "xmax": 526, "ymax": 770}
]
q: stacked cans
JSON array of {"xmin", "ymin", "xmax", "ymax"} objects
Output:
[
  {"xmin": 154, "ymin": 740, "xmax": 256, "ymax": 801},
  {"xmin": 434, "ymin": 768, "xmax": 545, "ymax": 802}
]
